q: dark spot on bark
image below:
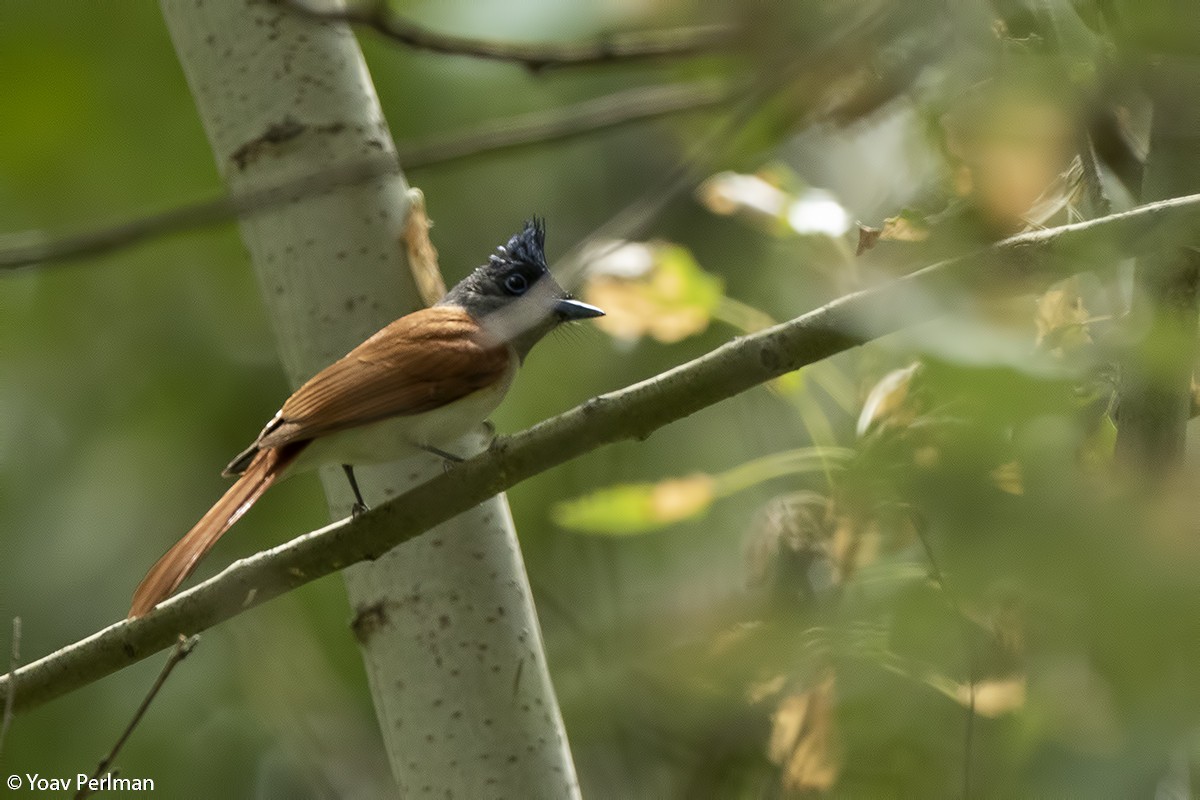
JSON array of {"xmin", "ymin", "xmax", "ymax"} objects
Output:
[
  {"xmin": 350, "ymin": 600, "xmax": 390, "ymax": 644},
  {"xmin": 438, "ymin": 614, "xmax": 451, "ymax": 629},
  {"xmin": 760, "ymin": 346, "xmax": 782, "ymax": 371}
]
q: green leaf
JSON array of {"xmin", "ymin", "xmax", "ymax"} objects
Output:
[{"xmin": 552, "ymin": 475, "xmax": 716, "ymax": 535}]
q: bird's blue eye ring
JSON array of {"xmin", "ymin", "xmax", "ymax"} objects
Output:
[{"xmin": 504, "ymin": 272, "xmax": 529, "ymax": 295}]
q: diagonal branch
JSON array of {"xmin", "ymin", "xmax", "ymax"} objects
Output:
[
  {"xmin": 3, "ymin": 192, "xmax": 1200, "ymax": 715},
  {"xmin": 75, "ymin": 635, "xmax": 197, "ymax": 800},
  {"xmin": 0, "ymin": 81, "xmax": 727, "ymax": 272},
  {"xmin": 278, "ymin": 0, "xmax": 732, "ymax": 72}
]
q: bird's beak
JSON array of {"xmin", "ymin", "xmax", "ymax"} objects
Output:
[{"xmin": 554, "ymin": 297, "xmax": 605, "ymax": 320}]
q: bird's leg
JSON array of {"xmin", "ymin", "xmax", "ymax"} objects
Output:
[
  {"xmin": 342, "ymin": 464, "xmax": 369, "ymax": 517},
  {"xmin": 417, "ymin": 444, "xmax": 465, "ymax": 463}
]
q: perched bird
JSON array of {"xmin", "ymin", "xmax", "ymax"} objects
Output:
[{"xmin": 129, "ymin": 219, "xmax": 603, "ymax": 618}]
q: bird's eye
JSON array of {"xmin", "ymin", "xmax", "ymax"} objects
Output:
[{"xmin": 504, "ymin": 272, "xmax": 529, "ymax": 295}]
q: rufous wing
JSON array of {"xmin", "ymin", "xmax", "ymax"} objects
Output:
[{"xmin": 256, "ymin": 306, "xmax": 510, "ymax": 450}]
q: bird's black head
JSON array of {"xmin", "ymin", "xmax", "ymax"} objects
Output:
[{"xmin": 439, "ymin": 219, "xmax": 604, "ymax": 356}]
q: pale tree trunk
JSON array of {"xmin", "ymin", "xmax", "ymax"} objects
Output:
[{"xmin": 158, "ymin": 2, "xmax": 579, "ymax": 796}]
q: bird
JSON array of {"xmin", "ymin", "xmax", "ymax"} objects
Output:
[{"xmin": 128, "ymin": 219, "xmax": 604, "ymax": 618}]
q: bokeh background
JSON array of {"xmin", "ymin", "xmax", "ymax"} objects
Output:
[{"xmin": 4, "ymin": 1, "xmax": 1200, "ymax": 797}]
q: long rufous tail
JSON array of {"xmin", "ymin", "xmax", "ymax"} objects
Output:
[{"xmin": 128, "ymin": 444, "xmax": 304, "ymax": 618}]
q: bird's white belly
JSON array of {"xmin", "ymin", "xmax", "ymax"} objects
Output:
[{"xmin": 292, "ymin": 356, "xmax": 516, "ymax": 470}]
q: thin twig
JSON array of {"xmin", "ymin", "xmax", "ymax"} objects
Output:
[
  {"xmin": 0, "ymin": 156, "xmax": 397, "ymax": 272},
  {"xmin": 278, "ymin": 0, "xmax": 732, "ymax": 72},
  {"xmin": 399, "ymin": 80, "xmax": 728, "ymax": 168},
  {"xmin": 0, "ymin": 617, "xmax": 20, "ymax": 758},
  {"xmin": 0, "ymin": 81, "xmax": 727, "ymax": 272},
  {"xmin": 74, "ymin": 635, "xmax": 198, "ymax": 800},
  {"xmin": 2, "ymin": 191, "xmax": 1199, "ymax": 715},
  {"xmin": 912, "ymin": 527, "xmax": 976, "ymax": 799}
]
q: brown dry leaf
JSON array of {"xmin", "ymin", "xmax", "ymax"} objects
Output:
[
  {"xmin": 991, "ymin": 461, "xmax": 1024, "ymax": 495},
  {"xmin": 955, "ymin": 676, "xmax": 1026, "ymax": 717},
  {"xmin": 402, "ymin": 189, "xmax": 446, "ymax": 306},
  {"xmin": 857, "ymin": 363, "xmax": 922, "ymax": 437},
  {"xmin": 855, "ymin": 225, "xmax": 882, "ymax": 255},
  {"xmin": 855, "ymin": 212, "xmax": 930, "ymax": 255},
  {"xmin": 878, "ymin": 212, "xmax": 930, "ymax": 243},
  {"xmin": 1035, "ymin": 279, "xmax": 1092, "ymax": 354},
  {"xmin": 768, "ymin": 675, "xmax": 840, "ymax": 793}
]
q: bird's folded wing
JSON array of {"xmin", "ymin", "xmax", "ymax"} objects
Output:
[{"xmin": 258, "ymin": 306, "xmax": 509, "ymax": 448}]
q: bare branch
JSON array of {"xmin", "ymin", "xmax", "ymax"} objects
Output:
[
  {"xmin": 0, "ymin": 81, "xmax": 727, "ymax": 272},
  {"xmin": 2, "ymin": 191, "xmax": 1199, "ymax": 715},
  {"xmin": 278, "ymin": 0, "xmax": 732, "ymax": 72},
  {"xmin": 0, "ymin": 155, "xmax": 398, "ymax": 272},
  {"xmin": 398, "ymin": 79, "xmax": 728, "ymax": 167},
  {"xmin": 0, "ymin": 617, "xmax": 20, "ymax": 757},
  {"xmin": 75, "ymin": 635, "xmax": 198, "ymax": 800}
]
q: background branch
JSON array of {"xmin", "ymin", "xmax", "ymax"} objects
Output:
[
  {"xmin": 4, "ymin": 191, "xmax": 1199, "ymax": 716},
  {"xmin": 0, "ymin": 81, "xmax": 726, "ymax": 272},
  {"xmin": 279, "ymin": 0, "xmax": 732, "ymax": 71}
]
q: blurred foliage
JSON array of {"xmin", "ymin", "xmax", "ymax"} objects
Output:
[{"xmin": 3, "ymin": 0, "xmax": 1200, "ymax": 798}]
